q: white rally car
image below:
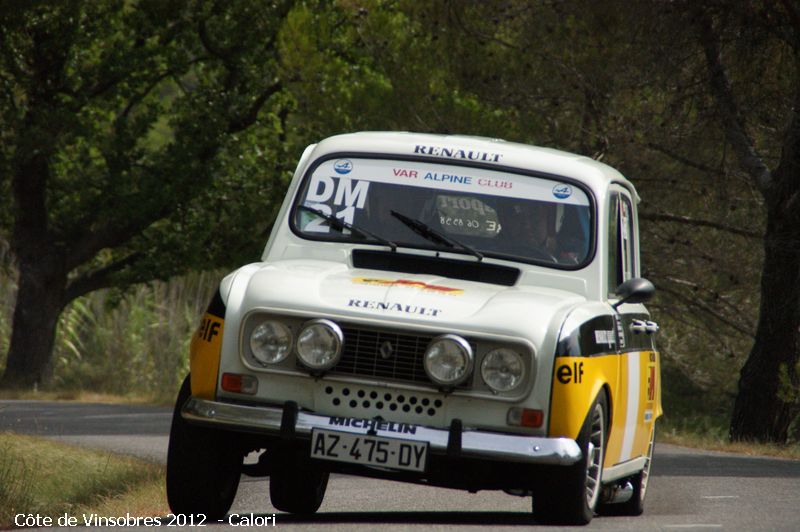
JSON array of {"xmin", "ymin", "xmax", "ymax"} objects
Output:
[{"xmin": 166, "ymin": 132, "xmax": 661, "ymax": 525}]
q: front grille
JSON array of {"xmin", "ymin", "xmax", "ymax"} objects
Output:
[
  {"xmin": 334, "ymin": 326, "xmax": 435, "ymax": 384},
  {"xmin": 292, "ymin": 323, "xmax": 478, "ymax": 387}
]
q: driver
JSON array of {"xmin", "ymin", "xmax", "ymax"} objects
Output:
[{"xmin": 500, "ymin": 200, "xmax": 556, "ymax": 258}]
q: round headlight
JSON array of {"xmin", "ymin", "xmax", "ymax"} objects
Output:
[
  {"xmin": 481, "ymin": 348, "xmax": 525, "ymax": 392},
  {"xmin": 423, "ymin": 334, "xmax": 473, "ymax": 386},
  {"xmin": 296, "ymin": 319, "xmax": 343, "ymax": 370},
  {"xmin": 249, "ymin": 320, "xmax": 292, "ymax": 365}
]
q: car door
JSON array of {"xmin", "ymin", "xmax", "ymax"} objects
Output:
[{"xmin": 605, "ymin": 186, "xmax": 659, "ymax": 468}]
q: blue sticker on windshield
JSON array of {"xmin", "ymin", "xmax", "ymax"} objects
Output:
[
  {"xmin": 552, "ymin": 184, "xmax": 573, "ymax": 199},
  {"xmin": 334, "ymin": 159, "xmax": 353, "ymax": 174}
]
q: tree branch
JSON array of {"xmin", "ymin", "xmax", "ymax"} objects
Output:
[
  {"xmin": 117, "ymin": 70, "xmax": 175, "ymax": 122},
  {"xmin": 227, "ymin": 81, "xmax": 282, "ymax": 134},
  {"xmin": 657, "ymin": 281, "xmax": 756, "ymax": 338},
  {"xmin": 116, "ymin": 57, "xmax": 207, "ymax": 123},
  {"xmin": 693, "ymin": 8, "xmax": 773, "ymax": 193},
  {"xmin": 64, "ymin": 252, "xmax": 143, "ymax": 302},
  {"xmin": 640, "ymin": 211, "xmax": 761, "ymax": 239},
  {"xmin": 198, "ymin": 16, "xmax": 237, "ymax": 61},
  {"xmin": 644, "ymin": 142, "xmax": 720, "ymax": 174},
  {"xmin": 64, "ymin": 139, "xmax": 220, "ymax": 273},
  {"xmin": 64, "ymin": 208, "xmax": 166, "ymax": 273}
]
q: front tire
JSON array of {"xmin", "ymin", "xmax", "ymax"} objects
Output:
[
  {"xmin": 166, "ymin": 376, "xmax": 243, "ymax": 520},
  {"xmin": 533, "ymin": 390, "xmax": 608, "ymax": 525},
  {"xmin": 269, "ymin": 446, "xmax": 329, "ymax": 514}
]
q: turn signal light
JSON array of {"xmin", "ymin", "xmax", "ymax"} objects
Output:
[
  {"xmin": 507, "ymin": 407, "xmax": 544, "ymax": 428},
  {"xmin": 221, "ymin": 373, "xmax": 258, "ymax": 395}
]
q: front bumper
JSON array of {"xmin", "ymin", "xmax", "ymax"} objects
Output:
[{"xmin": 182, "ymin": 397, "xmax": 581, "ymax": 466}]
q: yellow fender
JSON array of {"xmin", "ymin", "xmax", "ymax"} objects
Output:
[
  {"xmin": 189, "ymin": 291, "xmax": 225, "ymax": 399},
  {"xmin": 549, "ymin": 351, "xmax": 661, "ymax": 468}
]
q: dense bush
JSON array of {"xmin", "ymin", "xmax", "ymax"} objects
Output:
[{"xmin": 0, "ymin": 269, "xmax": 218, "ymax": 401}]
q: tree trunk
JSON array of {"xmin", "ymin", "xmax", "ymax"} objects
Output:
[
  {"xmin": 0, "ymin": 259, "xmax": 67, "ymax": 388},
  {"xmin": 729, "ymin": 205, "xmax": 800, "ymax": 442}
]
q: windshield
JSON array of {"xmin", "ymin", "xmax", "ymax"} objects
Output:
[{"xmin": 291, "ymin": 157, "xmax": 593, "ymax": 267}]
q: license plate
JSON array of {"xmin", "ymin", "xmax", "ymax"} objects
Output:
[{"xmin": 310, "ymin": 428, "xmax": 428, "ymax": 472}]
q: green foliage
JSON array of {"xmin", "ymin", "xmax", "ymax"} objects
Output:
[
  {"xmin": 279, "ymin": 0, "xmax": 514, "ymax": 138},
  {"xmin": 50, "ymin": 272, "xmax": 218, "ymax": 400},
  {"xmin": 0, "ymin": 0, "xmax": 301, "ymax": 288},
  {"xmin": 0, "ymin": 0, "xmax": 319, "ymax": 385}
]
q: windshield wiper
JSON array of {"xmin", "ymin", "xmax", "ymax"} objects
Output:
[
  {"xmin": 299, "ymin": 205, "xmax": 397, "ymax": 252},
  {"xmin": 390, "ymin": 210, "xmax": 483, "ymax": 261}
]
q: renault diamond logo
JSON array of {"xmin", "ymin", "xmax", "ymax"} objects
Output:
[{"xmin": 379, "ymin": 340, "xmax": 394, "ymax": 360}]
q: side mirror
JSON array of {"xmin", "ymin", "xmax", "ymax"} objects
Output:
[{"xmin": 612, "ymin": 277, "xmax": 655, "ymax": 309}]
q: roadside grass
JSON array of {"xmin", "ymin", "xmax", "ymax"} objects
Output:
[
  {"xmin": 658, "ymin": 364, "xmax": 800, "ymax": 460},
  {"xmin": 0, "ymin": 388, "xmax": 173, "ymax": 406},
  {"xmin": 659, "ymin": 415, "xmax": 800, "ymax": 460},
  {"xmin": 0, "ymin": 432, "xmax": 167, "ymax": 528}
]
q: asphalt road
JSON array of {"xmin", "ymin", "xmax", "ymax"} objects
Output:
[{"xmin": 2, "ymin": 400, "xmax": 800, "ymax": 531}]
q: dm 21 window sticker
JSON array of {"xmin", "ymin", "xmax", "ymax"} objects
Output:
[{"xmin": 299, "ymin": 160, "xmax": 371, "ymax": 233}]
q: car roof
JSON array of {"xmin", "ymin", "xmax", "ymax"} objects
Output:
[{"xmin": 306, "ymin": 131, "xmax": 637, "ymax": 198}]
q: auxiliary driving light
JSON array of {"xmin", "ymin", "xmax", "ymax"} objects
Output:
[
  {"xmin": 296, "ymin": 319, "xmax": 344, "ymax": 371},
  {"xmin": 423, "ymin": 334, "xmax": 473, "ymax": 386}
]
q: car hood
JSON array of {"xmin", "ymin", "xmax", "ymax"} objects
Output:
[{"xmin": 230, "ymin": 260, "xmax": 584, "ymax": 342}]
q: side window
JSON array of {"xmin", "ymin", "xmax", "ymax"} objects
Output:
[
  {"xmin": 607, "ymin": 192, "xmax": 636, "ymax": 298},
  {"xmin": 619, "ymin": 194, "xmax": 636, "ymax": 281},
  {"xmin": 607, "ymin": 194, "xmax": 621, "ymax": 295}
]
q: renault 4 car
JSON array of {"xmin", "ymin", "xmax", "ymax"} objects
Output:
[{"xmin": 166, "ymin": 132, "xmax": 661, "ymax": 525}]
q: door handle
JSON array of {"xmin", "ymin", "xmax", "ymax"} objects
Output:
[{"xmin": 630, "ymin": 319, "xmax": 659, "ymax": 334}]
